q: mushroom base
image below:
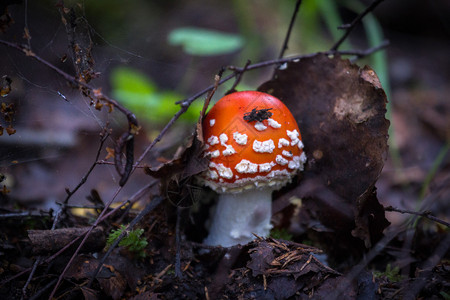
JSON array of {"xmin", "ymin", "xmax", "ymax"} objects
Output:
[{"xmin": 203, "ymin": 188, "xmax": 273, "ymax": 247}]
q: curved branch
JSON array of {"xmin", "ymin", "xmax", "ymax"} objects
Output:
[
  {"xmin": 331, "ymin": 0, "xmax": 386, "ymax": 51},
  {"xmin": 385, "ymin": 206, "xmax": 450, "ymax": 227}
]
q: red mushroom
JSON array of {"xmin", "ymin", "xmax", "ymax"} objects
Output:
[{"xmin": 198, "ymin": 91, "xmax": 306, "ymax": 247}]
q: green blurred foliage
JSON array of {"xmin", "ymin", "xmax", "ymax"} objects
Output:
[
  {"xmin": 110, "ymin": 67, "xmax": 202, "ymax": 124},
  {"xmin": 168, "ymin": 27, "xmax": 244, "ymax": 56}
]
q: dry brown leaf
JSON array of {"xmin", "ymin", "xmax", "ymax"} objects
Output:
[{"xmin": 259, "ymin": 54, "xmax": 390, "ymax": 255}]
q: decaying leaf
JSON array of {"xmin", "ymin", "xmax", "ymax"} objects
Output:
[
  {"xmin": 258, "ymin": 54, "xmax": 390, "ymax": 257},
  {"xmin": 64, "ymin": 255, "xmax": 115, "ymax": 281},
  {"xmin": 145, "ymin": 126, "xmax": 209, "ymax": 207}
]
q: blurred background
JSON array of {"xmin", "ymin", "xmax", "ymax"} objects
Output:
[{"xmin": 0, "ymin": 0, "xmax": 449, "ymax": 227}]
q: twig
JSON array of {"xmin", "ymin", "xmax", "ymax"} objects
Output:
[
  {"xmin": 0, "ymin": 211, "xmax": 51, "ymax": 219},
  {"xmin": 54, "ymin": 203, "xmax": 105, "ymax": 209},
  {"xmin": 28, "ymin": 279, "xmax": 57, "ymax": 300},
  {"xmin": 200, "ymin": 70, "xmax": 223, "ymax": 120},
  {"xmin": 23, "ymin": 0, "xmax": 31, "ymax": 50},
  {"xmin": 21, "ymin": 256, "xmax": 42, "ymax": 300},
  {"xmin": 385, "ymin": 206, "xmax": 450, "ymax": 227},
  {"xmin": 330, "ymin": 0, "xmax": 386, "ymax": 51},
  {"xmin": 175, "ymin": 206, "xmax": 183, "ymax": 278},
  {"xmin": 64, "ymin": 131, "xmax": 109, "ymax": 203},
  {"xmin": 277, "ymin": 0, "xmax": 302, "ymax": 60},
  {"xmin": 87, "ymin": 196, "xmax": 164, "ymax": 287},
  {"xmin": 96, "ymin": 160, "xmax": 146, "ymax": 168},
  {"xmin": 228, "ymin": 60, "xmax": 251, "ymax": 93},
  {"xmin": 346, "ymin": 40, "xmax": 390, "ymax": 61},
  {"xmin": 51, "ymin": 131, "xmax": 109, "ymax": 230}
]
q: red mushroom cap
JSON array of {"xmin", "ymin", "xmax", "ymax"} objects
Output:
[{"xmin": 200, "ymin": 91, "xmax": 306, "ymax": 193}]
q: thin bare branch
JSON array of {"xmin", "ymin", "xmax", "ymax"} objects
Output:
[
  {"xmin": 277, "ymin": 0, "xmax": 302, "ymax": 60},
  {"xmin": 330, "ymin": 0, "xmax": 386, "ymax": 51},
  {"xmin": 51, "ymin": 131, "xmax": 109, "ymax": 230},
  {"xmin": 385, "ymin": 206, "xmax": 450, "ymax": 227},
  {"xmin": 175, "ymin": 206, "xmax": 183, "ymax": 278},
  {"xmin": 200, "ymin": 70, "xmax": 223, "ymax": 120},
  {"xmin": 228, "ymin": 59, "xmax": 251, "ymax": 93}
]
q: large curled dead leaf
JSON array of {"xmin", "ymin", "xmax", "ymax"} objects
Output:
[{"xmin": 258, "ymin": 54, "xmax": 390, "ymax": 258}]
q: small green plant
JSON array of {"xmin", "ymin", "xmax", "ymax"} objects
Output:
[
  {"xmin": 107, "ymin": 225, "xmax": 148, "ymax": 257},
  {"xmin": 270, "ymin": 228, "xmax": 293, "ymax": 241},
  {"xmin": 373, "ymin": 264, "xmax": 403, "ymax": 283}
]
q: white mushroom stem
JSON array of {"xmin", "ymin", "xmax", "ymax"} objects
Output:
[{"xmin": 203, "ymin": 188, "xmax": 273, "ymax": 247}]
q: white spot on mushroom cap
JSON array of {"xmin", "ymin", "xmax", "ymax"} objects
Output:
[
  {"xmin": 300, "ymin": 152, "xmax": 307, "ymax": 163},
  {"xmin": 267, "ymin": 118, "xmax": 281, "ymax": 128},
  {"xmin": 278, "ymin": 138, "xmax": 290, "ymax": 148},
  {"xmin": 233, "ymin": 132, "xmax": 248, "ymax": 145},
  {"xmin": 298, "ymin": 140, "xmax": 304, "ymax": 149},
  {"xmin": 207, "ymin": 170, "xmax": 218, "ymax": 180},
  {"xmin": 282, "ymin": 150, "xmax": 293, "ymax": 157},
  {"xmin": 219, "ymin": 133, "xmax": 228, "ymax": 144},
  {"xmin": 216, "ymin": 133, "xmax": 236, "ymax": 156},
  {"xmin": 209, "ymin": 162, "xmax": 233, "ymax": 179},
  {"xmin": 235, "ymin": 159, "xmax": 258, "ymax": 174},
  {"xmin": 259, "ymin": 162, "xmax": 275, "ymax": 172},
  {"xmin": 287, "ymin": 129, "xmax": 300, "ymax": 146},
  {"xmin": 288, "ymin": 156, "xmax": 301, "ymax": 170},
  {"xmin": 276, "ymin": 155, "xmax": 289, "ymax": 166},
  {"xmin": 207, "ymin": 150, "xmax": 220, "ymax": 158},
  {"xmin": 223, "ymin": 145, "xmax": 236, "ymax": 156},
  {"xmin": 288, "ymin": 155, "xmax": 307, "ymax": 171},
  {"xmin": 208, "ymin": 136, "xmax": 219, "ymax": 146},
  {"xmin": 209, "ymin": 119, "xmax": 215, "ymax": 127},
  {"xmin": 254, "ymin": 122, "xmax": 267, "ymax": 131},
  {"xmin": 253, "ymin": 139, "xmax": 275, "ymax": 153}
]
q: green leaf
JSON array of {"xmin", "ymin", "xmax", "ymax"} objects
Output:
[
  {"xmin": 168, "ymin": 27, "xmax": 244, "ymax": 56},
  {"xmin": 110, "ymin": 66, "xmax": 203, "ymax": 124},
  {"xmin": 111, "ymin": 67, "xmax": 156, "ymax": 95}
]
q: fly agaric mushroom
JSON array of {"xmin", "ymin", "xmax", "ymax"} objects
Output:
[{"xmin": 198, "ymin": 91, "xmax": 306, "ymax": 247}]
